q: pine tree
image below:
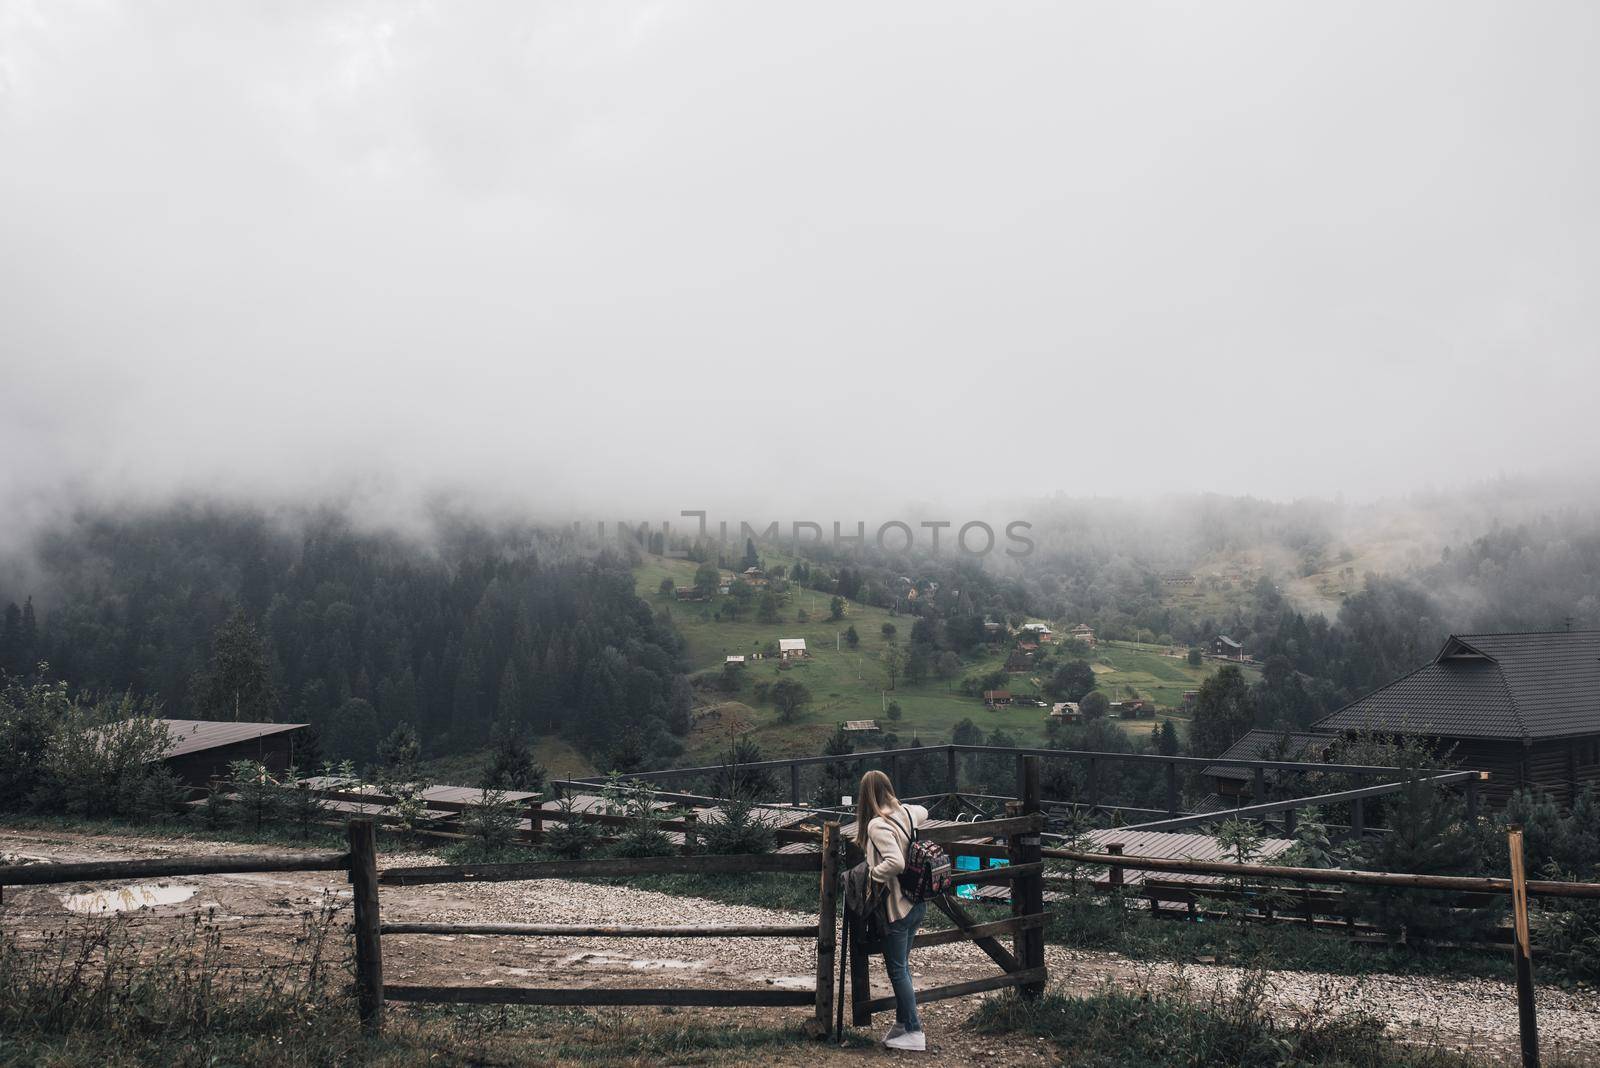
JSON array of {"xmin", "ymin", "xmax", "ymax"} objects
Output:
[
  {"xmin": 194, "ymin": 609, "xmax": 279, "ymax": 721},
  {"xmin": 1190, "ymin": 665, "xmax": 1254, "ymax": 757},
  {"xmin": 1353, "ymin": 767, "xmax": 1495, "ymax": 946},
  {"xmin": 496, "ymin": 661, "xmax": 525, "ymax": 728},
  {"xmin": 377, "ymin": 721, "xmax": 421, "ymax": 777}
]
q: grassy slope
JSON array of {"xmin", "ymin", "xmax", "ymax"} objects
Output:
[{"xmin": 636, "ymin": 554, "xmax": 1258, "ymax": 761}]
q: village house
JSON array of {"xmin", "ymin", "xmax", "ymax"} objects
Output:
[
  {"xmin": 674, "ymin": 585, "xmax": 709, "ymax": 603},
  {"xmin": 777, "ymin": 637, "xmax": 808, "ymax": 660},
  {"xmin": 725, "ymin": 655, "xmax": 746, "ymax": 666},
  {"xmin": 1314, "ymin": 631, "xmax": 1600, "ymax": 804},
  {"xmin": 741, "ymin": 567, "xmax": 768, "ymax": 587},
  {"xmin": 1069, "ymin": 623, "xmax": 1097, "ymax": 647},
  {"xmin": 1211, "ymin": 634, "xmax": 1244, "ymax": 660},
  {"xmin": 1050, "ymin": 701, "xmax": 1081, "ymax": 722},
  {"xmin": 983, "ymin": 690, "xmax": 1013, "ymax": 709},
  {"xmin": 1203, "ymin": 729, "xmax": 1334, "ymax": 802},
  {"xmin": 96, "ymin": 719, "xmax": 310, "ymax": 791},
  {"xmin": 1021, "ymin": 622, "xmax": 1054, "ymax": 642},
  {"xmin": 1004, "ymin": 649, "xmax": 1035, "ymax": 673}
]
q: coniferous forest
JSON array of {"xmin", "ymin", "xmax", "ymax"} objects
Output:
[{"xmin": 0, "ymin": 507, "xmax": 690, "ymax": 770}]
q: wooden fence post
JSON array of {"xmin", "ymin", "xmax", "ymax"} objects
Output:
[
  {"xmin": 682, "ymin": 810, "xmax": 698, "ymax": 856},
  {"xmin": 791, "ymin": 764, "xmax": 802, "ymax": 806},
  {"xmin": 1350, "ymin": 797, "xmax": 1365, "ymax": 840},
  {"xmin": 349, "ymin": 818, "xmax": 384, "ymax": 1034},
  {"xmin": 1165, "ymin": 760, "xmax": 1178, "ymax": 816},
  {"xmin": 814, "ymin": 821, "xmax": 839, "ymax": 1036},
  {"xmin": 1088, "ymin": 757, "xmax": 1100, "ymax": 814},
  {"xmin": 1017, "ymin": 756, "xmax": 1045, "ymax": 998},
  {"xmin": 1508, "ymin": 825, "xmax": 1540, "ymax": 1068},
  {"xmin": 1107, "ymin": 842, "xmax": 1125, "ymax": 892},
  {"xmin": 850, "ymin": 917, "xmax": 872, "ymax": 1026},
  {"xmin": 946, "ymin": 746, "xmax": 959, "ymax": 796},
  {"xmin": 526, "ymin": 799, "xmax": 543, "ymax": 845}
]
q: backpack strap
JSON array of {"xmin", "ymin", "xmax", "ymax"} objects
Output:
[{"xmin": 886, "ymin": 809, "xmax": 917, "ymax": 847}]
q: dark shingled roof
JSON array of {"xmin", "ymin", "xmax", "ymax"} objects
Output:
[
  {"xmin": 157, "ymin": 719, "xmax": 308, "ymax": 758},
  {"xmin": 1203, "ymin": 729, "xmax": 1334, "ymax": 782},
  {"xmin": 1314, "ymin": 631, "xmax": 1600, "ymax": 741}
]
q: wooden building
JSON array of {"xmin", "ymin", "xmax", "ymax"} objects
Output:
[
  {"xmin": 1211, "ymin": 635, "xmax": 1244, "ymax": 660},
  {"xmin": 106, "ymin": 719, "xmax": 310, "ymax": 790},
  {"xmin": 1203, "ymin": 729, "xmax": 1333, "ymax": 801},
  {"xmin": 1314, "ymin": 631, "xmax": 1600, "ymax": 804}
]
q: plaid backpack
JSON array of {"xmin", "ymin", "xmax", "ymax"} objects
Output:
[{"xmin": 887, "ymin": 810, "xmax": 952, "ymax": 901}]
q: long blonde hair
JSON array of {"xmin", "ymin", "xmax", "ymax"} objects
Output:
[{"xmin": 856, "ymin": 768, "xmax": 901, "ymax": 842}]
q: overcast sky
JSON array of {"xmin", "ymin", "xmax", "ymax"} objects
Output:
[{"xmin": 2, "ymin": 1, "xmax": 1597, "ymax": 527}]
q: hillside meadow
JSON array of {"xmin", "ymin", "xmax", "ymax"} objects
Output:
[{"xmin": 634, "ymin": 553, "xmax": 1257, "ymax": 764}]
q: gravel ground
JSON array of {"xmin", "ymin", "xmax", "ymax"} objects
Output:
[{"xmin": 1043, "ymin": 945, "xmax": 1600, "ymax": 1063}]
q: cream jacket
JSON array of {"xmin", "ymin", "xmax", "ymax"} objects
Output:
[{"xmin": 865, "ymin": 803, "xmax": 930, "ymax": 923}]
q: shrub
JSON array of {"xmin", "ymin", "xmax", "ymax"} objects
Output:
[
  {"xmin": 193, "ymin": 781, "xmax": 236, "ymax": 829},
  {"xmin": 482, "ymin": 725, "xmax": 547, "ymax": 792},
  {"xmin": 29, "ymin": 690, "xmax": 175, "ymax": 819},
  {"xmin": 228, "ymin": 759, "xmax": 283, "ymax": 832},
  {"xmin": 279, "ymin": 766, "xmax": 330, "ymax": 838},
  {"xmin": 545, "ymin": 795, "xmax": 601, "ymax": 859},
  {"xmin": 602, "ymin": 774, "xmax": 674, "ymax": 858},
  {"xmin": 463, "ymin": 787, "xmax": 521, "ymax": 851},
  {"xmin": 699, "ymin": 794, "xmax": 776, "ymax": 856},
  {"xmin": 1350, "ymin": 769, "xmax": 1497, "ymax": 947}
]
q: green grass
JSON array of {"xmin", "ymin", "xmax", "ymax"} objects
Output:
[
  {"xmin": 970, "ymin": 987, "xmax": 1494, "ymax": 1068},
  {"xmin": 639, "ymin": 554, "xmax": 1259, "ymax": 761}
]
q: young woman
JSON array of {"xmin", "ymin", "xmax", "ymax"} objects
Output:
[{"xmin": 858, "ymin": 768, "xmax": 931, "ymax": 1052}]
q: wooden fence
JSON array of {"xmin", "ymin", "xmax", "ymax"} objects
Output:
[{"xmin": 11, "ymin": 754, "xmax": 1600, "ymax": 1064}]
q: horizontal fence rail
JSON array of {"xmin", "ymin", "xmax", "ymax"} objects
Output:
[
  {"xmin": 1116, "ymin": 770, "xmax": 1483, "ymax": 833},
  {"xmin": 1043, "ymin": 847, "xmax": 1600, "ymax": 900},
  {"xmin": 384, "ymin": 984, "xmax": 818, "ymax": 1007},
  {"xmin": 0, "ymin": 851, "xmax": 352, "ymax": 887},
  {"xmin": 381, "ymin": 922, "xmax": 818, "ymax": 938},
  {"xmin": 577, "ymin": 742, "xmax": 1409, "ymax": 785},
  {"xmin": 377, "ymin": 852, "xmax": 820, "ymax": 887},
  {"xmin": 912, "ymin": 912, "xmax": 1049, "ymax": 950},
  {"xmin": 858, "ymin": 966, "xmax": 1050, "ymax": 1015}
]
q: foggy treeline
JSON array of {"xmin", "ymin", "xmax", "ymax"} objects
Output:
[
  {"xmin": 0, "ymin": 507, "xmax": 692, "ymax": 771},
  {"xmin": 1, "ymin": 486, "xmax": 1597, "ymax": 768}
]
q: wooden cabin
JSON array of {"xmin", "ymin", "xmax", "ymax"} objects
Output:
[
  {"xmin": 1203, "ymin": 729, "xmax": 1334, "ymax": 801},
  {"xmin": 1211, "ymin": 635, "xmax": 1244, "ymax": 660},
  {"xmin": 1315, "ymin": 631, "xmax": 1600, "ymax": 805}
]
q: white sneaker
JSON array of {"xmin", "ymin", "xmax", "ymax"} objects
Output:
[
  {"xmin": 883, "ymin": 1024, "xmax": 907, "ymax": 1043},
  {"xmin": 885, "ymin": 1029, "xmax": 926, "ymax": 1051}
]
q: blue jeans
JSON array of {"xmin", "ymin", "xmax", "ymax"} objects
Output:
[{"xmin": 882, "ymin": 899, "xmax": 927, "ymax": 1030}]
